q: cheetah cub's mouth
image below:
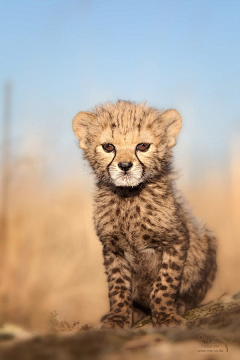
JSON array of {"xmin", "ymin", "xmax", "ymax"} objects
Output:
[{"xmin": 109, "ymin": 161, "xmax": 144, "ymax": 187}]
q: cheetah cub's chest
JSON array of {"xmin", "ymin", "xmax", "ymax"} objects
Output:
[{"xmin": 95, "ymin": 192, "xmax": 162, "ymax": 252}]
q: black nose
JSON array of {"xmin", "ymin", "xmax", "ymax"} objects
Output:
[{"xmin": 118, "ymin": 162, "xmax": 133, "ymax": 171}]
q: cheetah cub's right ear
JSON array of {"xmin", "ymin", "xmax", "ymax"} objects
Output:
[{"xmin": 72, "ymin": 111, "xmax": 95, "ymax": 150}]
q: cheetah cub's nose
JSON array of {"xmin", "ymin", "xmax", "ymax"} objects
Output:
[{"xmin": 118, "ymin": 162, "xmax": 133, "ymax": 171}]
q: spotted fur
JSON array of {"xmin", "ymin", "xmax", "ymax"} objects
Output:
[{"xmin": 73, "ymin": 100, "xmax": 217, "ymax": 329}]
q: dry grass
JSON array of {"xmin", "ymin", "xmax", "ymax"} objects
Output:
[{"xmin": 0, "ymin": 163, "xmax": 239, "ymax": 332}]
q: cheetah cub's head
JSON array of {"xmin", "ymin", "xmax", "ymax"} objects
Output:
[{"xmin": 73, "ymin": 101, "xmax": 181, "ymax": 187}]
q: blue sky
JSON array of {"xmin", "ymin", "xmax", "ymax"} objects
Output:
[{"xmin": 1, "ymin": 0, "xmax": 240, "ymax": 184}]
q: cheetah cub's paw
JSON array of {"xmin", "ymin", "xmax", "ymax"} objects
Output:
[
  {"xmin": 165, "ymin": 313, "xmax": 187, "ymax": 328},
  {"xmin": 93, "ymin": 313, "xmax": 132, "ymax": 330},
  {"xmin": 153, "ymin": 313, "xmax": 187, "ymax": 329}
]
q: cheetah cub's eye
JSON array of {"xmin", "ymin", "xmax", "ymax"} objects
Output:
[
  {"xmin": 136, "ymin": 143, "xmax": 150, "ymax": 152},
  {"xmin": 102, "ymin": 143, "xmax": 115, "ymax": 152}
]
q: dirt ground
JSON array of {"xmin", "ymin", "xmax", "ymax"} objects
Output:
[{"xmin": 0, "ymin": 290, "xmax": 240, "ymax": 360}]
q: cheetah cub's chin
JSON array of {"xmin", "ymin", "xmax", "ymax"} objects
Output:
[{"xmin": 73, "ymin": 100, "xmax": 217, "ymax": 329}]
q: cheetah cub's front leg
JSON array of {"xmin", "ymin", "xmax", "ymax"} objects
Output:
[
  {"xmin": 151, "ymin": 244, "xmax": 188, "ymax": 327},
  {"xmin": 94, "ymin": 246, "xmax": 133, "ymax": 329}
]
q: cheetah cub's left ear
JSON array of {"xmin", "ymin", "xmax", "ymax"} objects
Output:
[
  {"xmin": 161, "ymin": 109, "xmax": 182, "ymax": 148},
  {"xmin": 72, "ymin": 111, "xmax": 95, "ymax": 150}
]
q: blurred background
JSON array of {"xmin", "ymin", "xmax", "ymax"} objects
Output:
[{"xmin": 0, "ymin": 0, "xmax": 240, "ymax": 331}]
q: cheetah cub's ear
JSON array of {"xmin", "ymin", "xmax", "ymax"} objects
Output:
[
  {"xmin": 72, "ymin": 111, "xmax": 94, "ymax": 150},
  {"xmin": 161, "ymin": 109, "xmax": 182, "ymax": 148}
]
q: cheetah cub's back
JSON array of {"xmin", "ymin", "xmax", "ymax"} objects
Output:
[{"xmin": 73, "ymin": 100, "xmax": 217, "ymax": 329}]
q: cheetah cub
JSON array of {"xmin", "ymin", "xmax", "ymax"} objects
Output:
[{"xmin": 73, "ymin": 100, "xmax": 217, "ymax": 329}]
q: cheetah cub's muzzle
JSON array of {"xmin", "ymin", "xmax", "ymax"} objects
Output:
[{"xmin": 109, "ymin": 151, "xmax": 145, "ymax": 188}]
